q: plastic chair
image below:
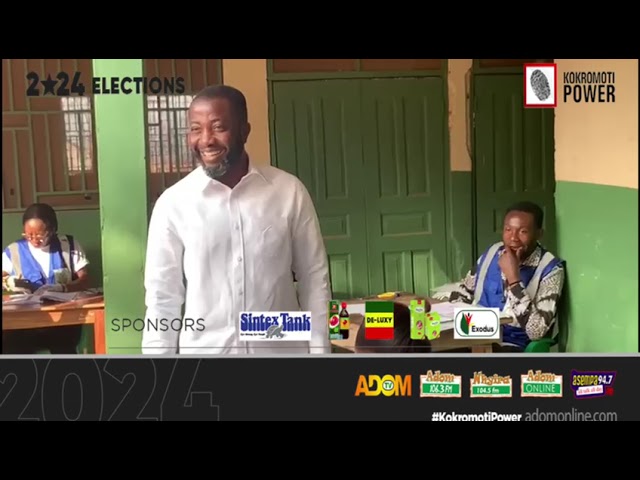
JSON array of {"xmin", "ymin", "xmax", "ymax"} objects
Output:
[{"xmin": 524, "ymin": 335, "xmax": 558, "ymax": 353}]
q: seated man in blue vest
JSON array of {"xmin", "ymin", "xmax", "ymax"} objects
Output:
[{"xmin": 449, "ymin": 201, "xmax": 565, "ymax": 352}]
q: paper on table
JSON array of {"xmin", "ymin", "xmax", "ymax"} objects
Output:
[
  {"xmin": 345, "ymin": 303, "xmax": 366, "ymax": 316},
  {"xmin": 3, "ymin": 290, "xmax": 96, "ymax": 306},
  {"xmin": 429, "ymin": 302, "xmax": 457, "ymax": 321},
  {"xmin": 430, "ymin": 301, "xmax": 514, "ymax": 322},
  {"xmin": 39, "ymin": 291, "xmax": 88, "ymax": 303},
  {"xmin": 2, "ymin": 294, "xmax": 41, "ymax": 306}
]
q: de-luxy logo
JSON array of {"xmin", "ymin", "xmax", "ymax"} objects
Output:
[{"xmin": 26, "ymin": 71, "xmax": 186, "ymax": 96}]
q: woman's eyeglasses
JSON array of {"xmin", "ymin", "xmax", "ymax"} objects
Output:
[{"xmin": 22, "ymin": 232, "xmax": 51, "ymax": 241}]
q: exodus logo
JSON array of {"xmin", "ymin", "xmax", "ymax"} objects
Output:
[
  {"xmin": 238, "ymin": 311, "xmax": 312, "ymax": 341},
  {"xmin": 570, "ymin": 370, "xmax": 616, "ymax": 398},
  {"xmin": 453, "ymin": 308, "xmax": 500, "ymax": 340},
  {"xmin": 355, "ymin": 374, "xmax": 412, "ymax": 397}
]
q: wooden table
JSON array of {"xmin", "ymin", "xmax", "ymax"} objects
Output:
[
  {"xmin": 2, "ymin": 295, "xmax": 106, "ymax": 354},
  {"xmin": 331, "ymin": 294, "xmax": 511, "ymax": 354}
]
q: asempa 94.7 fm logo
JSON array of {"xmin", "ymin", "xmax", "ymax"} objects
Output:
[{"xmin": 570, "ymin": 370, "xmax": 616, "ymax": 399}]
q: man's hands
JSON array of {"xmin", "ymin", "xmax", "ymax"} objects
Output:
[{"xmin": 498, "ymin": 248, "xmax": 523, "ymax": 285}]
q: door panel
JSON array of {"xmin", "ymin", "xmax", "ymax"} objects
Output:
[
  {"xmin": 271, "ymin": 81, "xmax": 370, "ymax": 298},
  {"xmin": 361, "ymin": 78, "xmax": 450, "ymax": 296},
  {"xmin": 473, "ymin": 75, "xmax": 556, "ymax": 255}
]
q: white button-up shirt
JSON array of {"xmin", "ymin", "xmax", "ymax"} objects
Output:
[{"xmin": 142, "ymin": 163, "xmax": 332, "ymax": 355}]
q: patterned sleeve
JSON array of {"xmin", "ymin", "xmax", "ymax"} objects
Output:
[
  {"xmin": 449, "ymin": 259, "xmax": 480, "ymax": 304},
  {"xmin": 505, "ymin": 264, "xmax": 565, "ymax": 340}
]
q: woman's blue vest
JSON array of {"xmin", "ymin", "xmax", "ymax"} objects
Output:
[{"xmin": 4, "ymin": 234, "xmax": 76, "ymax": 290}]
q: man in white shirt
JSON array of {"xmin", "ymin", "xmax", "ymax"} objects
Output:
[{"xmin": 142, "ymin": 85, "xmax": 332, "ymax": 355}]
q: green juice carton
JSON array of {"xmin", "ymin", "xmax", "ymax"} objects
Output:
[
  {"xmin": 426, "ymin": 311, "xmax": 441, "ymax": 340},
  {"xmin": 410, "ymin": 299, "xmax": 426, "ymax": 340}
]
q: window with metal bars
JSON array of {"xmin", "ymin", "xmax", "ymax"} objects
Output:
[
  {"xmin": 61, "ymin": 96, "xmax": 94, "ymax": 175},
  {"xmin": 147, "ymin": 94, "xmax": 194, "ymax": 175}
]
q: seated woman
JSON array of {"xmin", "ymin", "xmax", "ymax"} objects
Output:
[
  {"xmin": 355, "ymin": 301, "xmax": 432, "ymax": 354},
  {"xmin": 2, "ymin": 203, "xmax": 91, "ymax": 354}
]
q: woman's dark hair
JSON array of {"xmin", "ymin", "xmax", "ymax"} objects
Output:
[
  {"xmin": 23, "ymin": 203, "xmax": 58, "ymax": 232},
  {"xmin": 355, "ymin": 301, "xmax": 432, "ymax": 354}
]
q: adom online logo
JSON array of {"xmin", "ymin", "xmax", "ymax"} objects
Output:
[{"xmin": 453, "ymin": 308, "xmax": 500, "ymax": 340}]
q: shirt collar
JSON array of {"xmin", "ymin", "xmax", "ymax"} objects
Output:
[
  {"xmin": 521, "ymin": 244, "xmax": 542, "ymax": 267},
  {"xmin": 191, "ymin": 158, "xmax": 269, "ymax": 192}
]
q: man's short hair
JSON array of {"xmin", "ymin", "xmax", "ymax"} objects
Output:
[
  {"xmin": 355, "ymin": 301, "xmax": 432, "ymax": 354},
  {"xmin": 505, "ymin": 201, "xmax": 544, "ymax": 229},
  {"xmin": 192, "ymin": 85, "xmax": 248, "ymax": 124}
]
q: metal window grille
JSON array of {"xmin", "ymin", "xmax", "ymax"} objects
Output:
[
  {"xmin": 147, "ymin": 95, "xmax": 194, "ymax": 175},
  {"xmin": 61, "ymin": 96, "xmax": 94, "ymax": 175}
]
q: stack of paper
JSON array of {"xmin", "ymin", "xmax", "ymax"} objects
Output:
[
  {"xmin": 2, "ymin": 294, "xmax": 41, "ymax": 306},
  {"xmin": 39, "ymin": 291, "xmax": 87, "ymax": 303},
  {"xmin": 429, "ymin": 302, "xmax": 457, "ymax": 322},
  {"xmin": 3, "ymin": 290, "xmax": 98, "ymax": 306}
]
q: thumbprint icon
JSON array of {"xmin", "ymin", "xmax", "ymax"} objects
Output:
[{"xmin": 530, "ymin": 69, "xmax": 551, "ymax": 101}]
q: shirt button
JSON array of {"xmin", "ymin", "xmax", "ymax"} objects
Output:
[
  {"xmin": 239, "ymin": 290, "xmax": 243, "ymax": 295},
  {"xmin": 235, "ymin": 225, "xmax": 239, "ymax": 230},
  {"xmin": 237, "ymin": 257, "xmax": 242, "ymax": 263}
]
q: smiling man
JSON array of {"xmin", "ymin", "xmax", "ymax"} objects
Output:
[
  {"xmin": 142, "ymin": 85, "xmax": 331, "ymax": 355},
  {"xmin": 449, "ymin": 201, "xmax": 566, "ymax": 351}
]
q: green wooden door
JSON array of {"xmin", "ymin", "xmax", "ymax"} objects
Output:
[
  {"xmin": 361, "ymin": 78, "xmax": 450, "ymax": 296},
  {"xmin": 473, "ymin": 74, "xmax": 557, "ymax": 256},
  {"xmin": 271, "ymin": 78, "xmax": 450, "ymax": 298},
  {"xmin": 271, "ymin": 80, "xmax": 370, "ymax": 298}
]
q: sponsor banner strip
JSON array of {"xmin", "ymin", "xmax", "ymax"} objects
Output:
[{"xmin": 0, "ymin": 357, "xmax": 637, "ymax": 421}]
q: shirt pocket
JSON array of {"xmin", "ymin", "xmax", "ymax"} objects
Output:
[{"xmin": 258, "ymin": 217, "xmax": 290, "ymax": 259}]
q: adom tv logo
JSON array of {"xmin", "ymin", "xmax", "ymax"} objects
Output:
[
  {"xmin": 453, "ymin": 308, "xmax": 500, "ymax": 340},
  {"xmin": 354, "ymin": 374, "xmax": 412, "ymax": 397}
]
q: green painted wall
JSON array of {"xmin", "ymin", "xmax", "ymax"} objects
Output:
[
  {"xmin": 555, "ymin": 181, "xmax": 638, "ymax": 352},
  {"xmin": 93, "ymin": 59, "xmax": 148, "ymax": 354},
  {"xmin": 2, "ymin": 210, "xmax": 103, "ymax": 287}
]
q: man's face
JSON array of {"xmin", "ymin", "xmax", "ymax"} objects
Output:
[
  {"xmin": 502, "ymin": 210, "xmax": 540, "ymax": 257},
  {"xmin": 23, "ymin": 218, "xmax": 52, "ymax": 248},
  {"xmin": 187, "ymin": 97, "xmax": 248, "ymax": 179}
]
